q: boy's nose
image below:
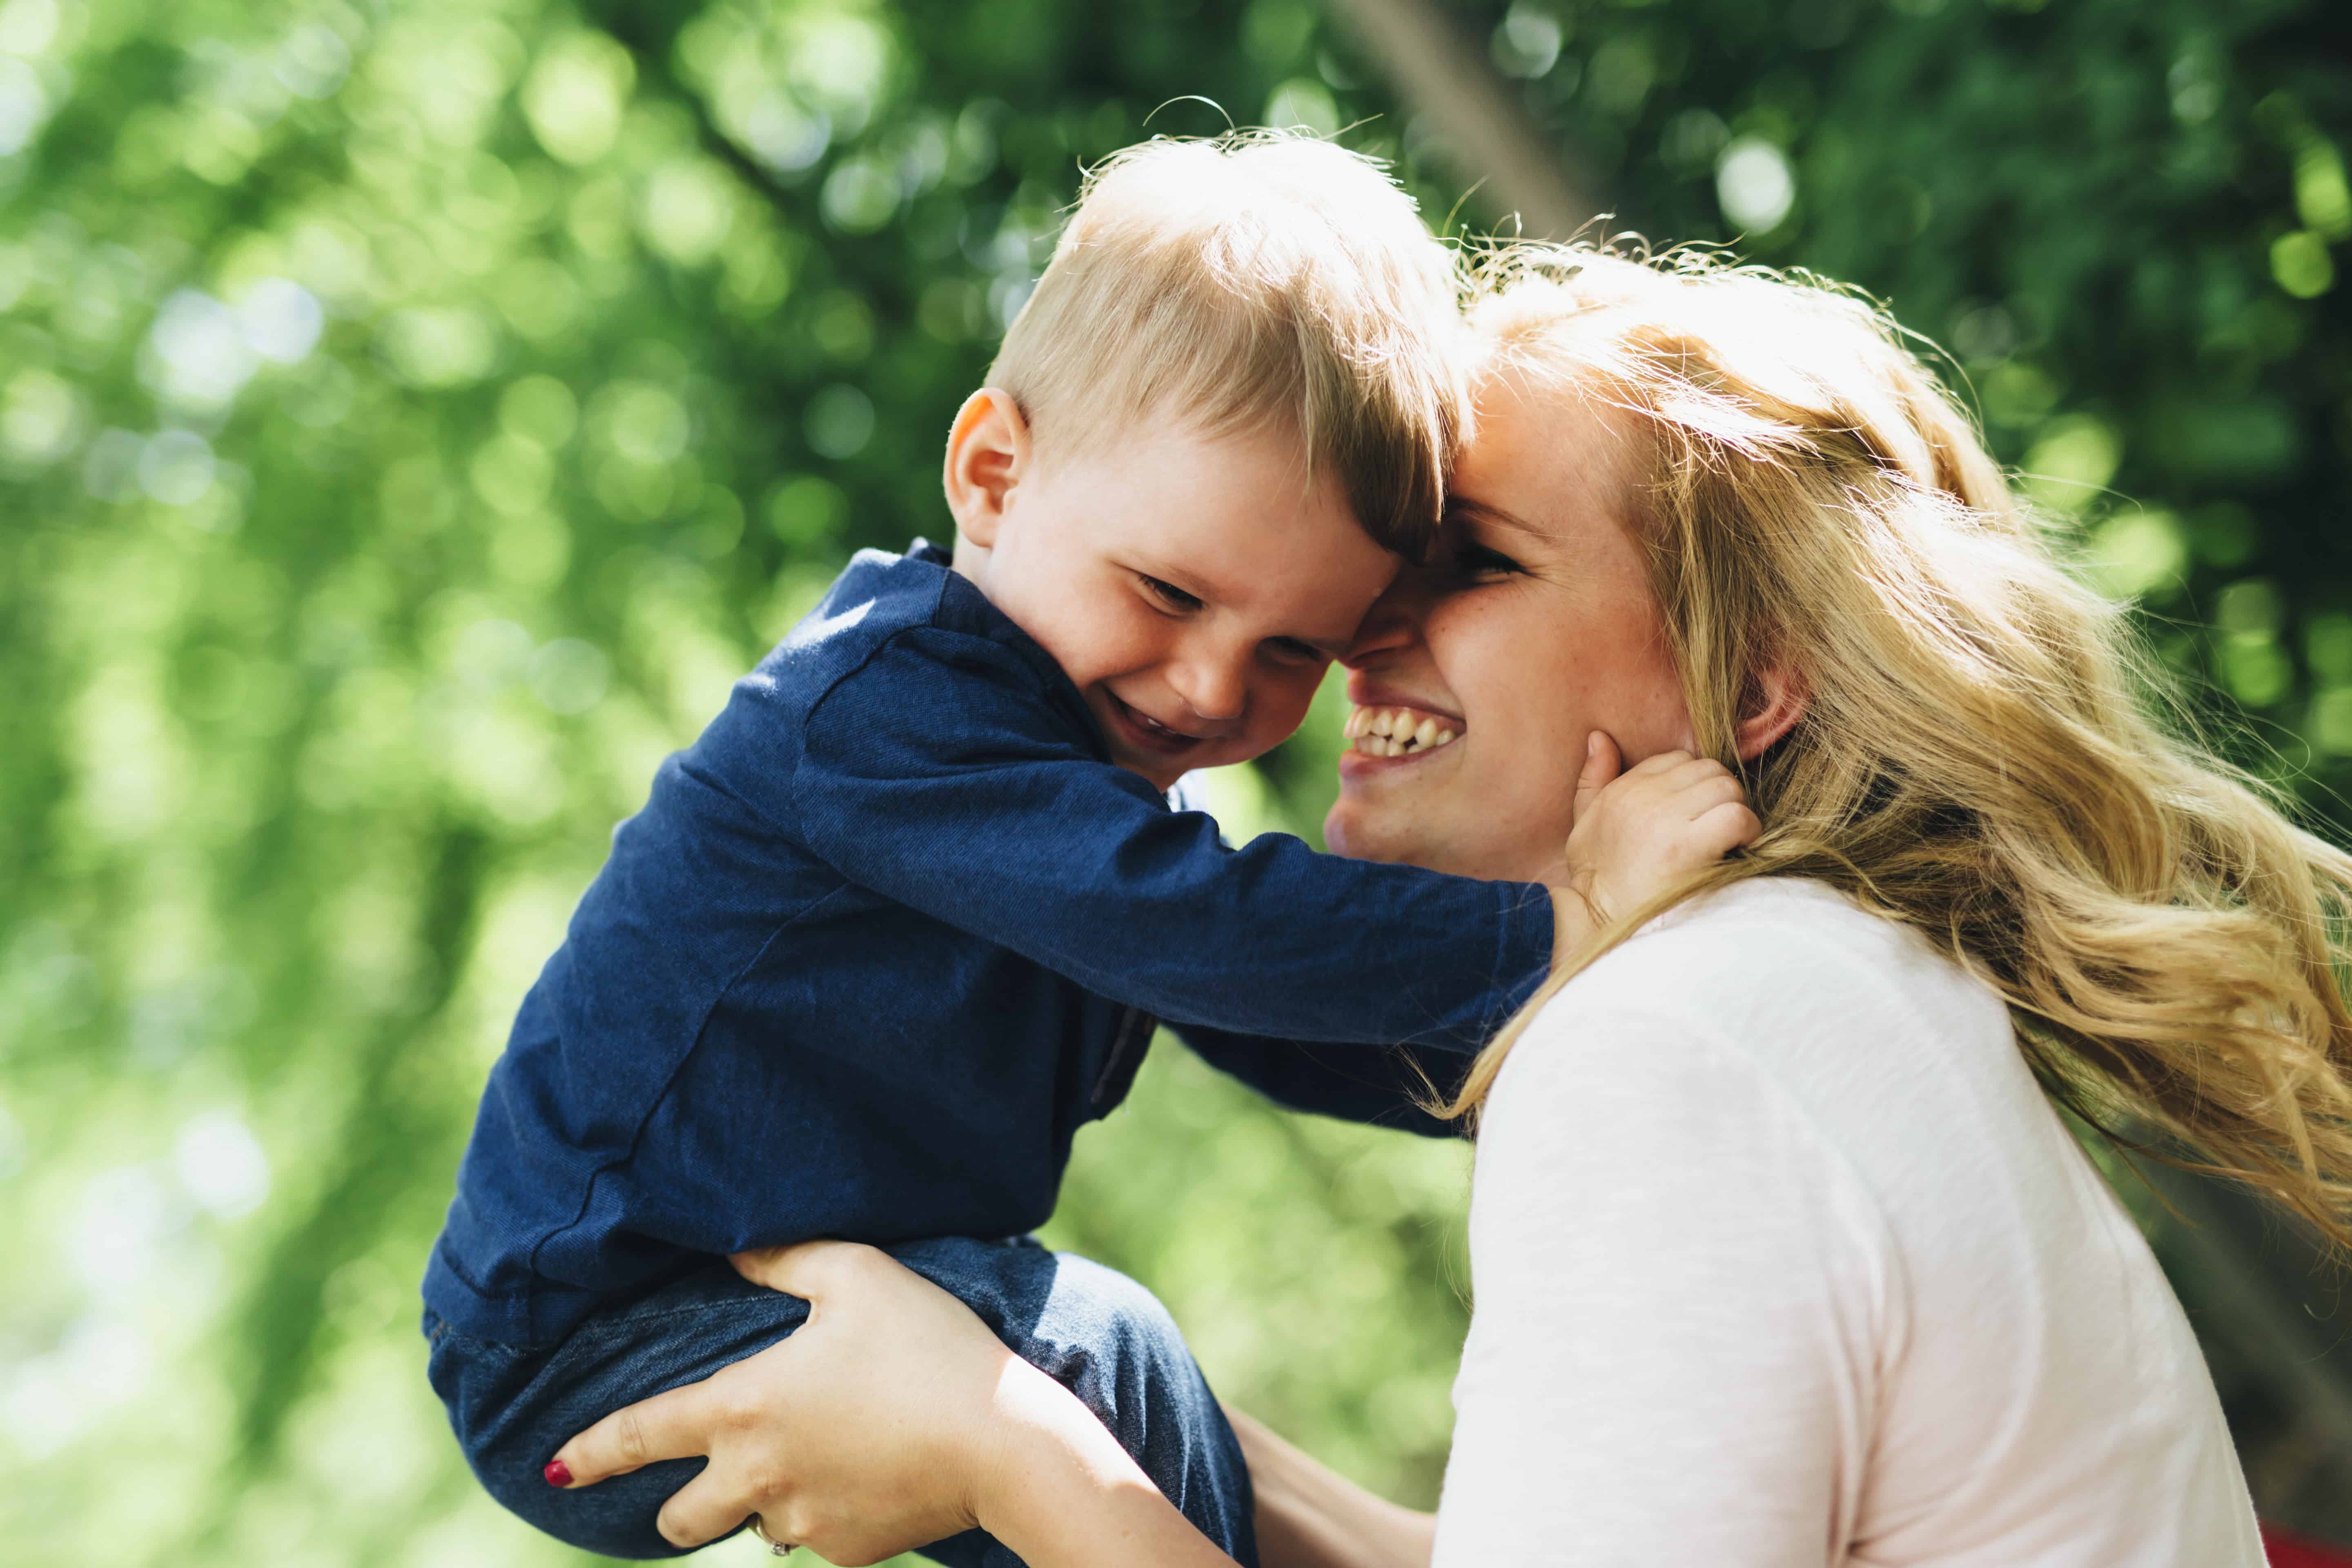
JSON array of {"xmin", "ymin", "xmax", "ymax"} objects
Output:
[{"xmin": 1169, "ymin": 657, "xmax": 1247, "ymax": 725}]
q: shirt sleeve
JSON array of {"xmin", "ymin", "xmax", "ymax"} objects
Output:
[
  {"xmin": 792, "ymin": 626, "xmax": 1553, "ymax": 1047},
  {"xmin": 1431, "ymin": 1002, "xmax": 1886, "ymax": 1567},
  {"xmin": 1169, "ymin": 1023, "xmax": 1474, "ymax": 1137}
]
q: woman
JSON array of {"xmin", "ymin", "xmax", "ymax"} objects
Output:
[{"xmin": 556, "ymin": 246, "xmax": 2352, "ymax": 1564}]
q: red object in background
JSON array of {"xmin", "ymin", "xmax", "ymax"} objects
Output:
[{"xmin": 2265, "ymin": 1523, "xmax": 2352, "ymax": 1566}]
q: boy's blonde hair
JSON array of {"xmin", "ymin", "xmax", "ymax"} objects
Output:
[
  {"xmin": 986, "ymin": 130, "xmax": 1462, "ymax": 557},
  {"xmin": 1446, "ymin": 242, "xmax": 2352, "ymax": 1249}
]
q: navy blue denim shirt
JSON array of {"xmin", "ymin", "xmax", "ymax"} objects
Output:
[{"xmin": 425, "ymin": 542, "xmax": 1553, "ymax": 1346}]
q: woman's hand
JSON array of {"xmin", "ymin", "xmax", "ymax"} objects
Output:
[
  {"xmin": 548, "ymin": 1241, "xmax": 1021, "ymax": 1561},
  {"xmin": 553, "ymin": 1242, "xmax": 1238, "ymax": 1568}
]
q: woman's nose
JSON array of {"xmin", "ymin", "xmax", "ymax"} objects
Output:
[{"xmin": 1344, "ymin": 561, "xmax": 1445, "ymax": 665}]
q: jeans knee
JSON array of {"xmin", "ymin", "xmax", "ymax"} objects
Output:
[
  {"xmin": 479, "ymin": 1450, "xmax": 715, "ymax": 1560},
  {"xmin": 1027, "ymin": 1256, "xmax": 1212, "ymax": 1425}
]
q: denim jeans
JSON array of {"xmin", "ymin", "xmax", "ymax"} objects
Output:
[{"xmin": 424, "ymin": 1237, "xmax": 1258, "ymax": 1564}]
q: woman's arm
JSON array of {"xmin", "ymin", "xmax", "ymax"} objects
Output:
[
  {"xmin": 971, "ymin": 1373, "xmax": 1240, "ymax": 1568},
  {"xmin": 1228, "ymin": 1408, "xmax": 1436, "ymax": 1568},
  {"xmin": 548, "ymin": 1241, "xmax": 1238, "ymax": 1566}
]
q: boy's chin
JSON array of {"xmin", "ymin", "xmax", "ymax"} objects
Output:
[{"xmin": 1103, "ymin": 744, "xmax": 1190, "ymax": 793}]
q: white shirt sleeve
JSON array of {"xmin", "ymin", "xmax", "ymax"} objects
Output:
[{"xmin": 1431, "ymin": 1003, "xmax": 1893, "ymax": 1568}]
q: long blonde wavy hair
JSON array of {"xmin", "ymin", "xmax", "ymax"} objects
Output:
[{"xmin": 1443, "ymin": 243, "xmax": 2352, "ymax": 1246}]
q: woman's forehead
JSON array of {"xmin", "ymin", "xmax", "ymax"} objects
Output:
[{"xmin": 1453, "ymin": 380, "xmax": 1637, "ymax": 545}]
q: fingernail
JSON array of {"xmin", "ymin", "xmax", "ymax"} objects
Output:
[{"xmin": 544, "ymin": 1459, "xmax": 573, "ymax": 1488}]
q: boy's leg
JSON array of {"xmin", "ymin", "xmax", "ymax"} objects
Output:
[{"xmin": 427, "ymin": 1238, "xmax": 1256, "ymax": 1566}]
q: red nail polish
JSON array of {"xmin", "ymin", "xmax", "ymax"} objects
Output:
[{"xmin": 544, "ymin": 1459, "xmax": 573, "ymax": 1488}]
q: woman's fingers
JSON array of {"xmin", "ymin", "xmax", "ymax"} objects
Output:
[
  {"xmin": 654, "ymin": 1465, "xmax": 766, "ymax": 1550},
  {"xmin": 729, "ymin": 1238, "xmax": 882, "ymax": 1298},
  {"xmin": 549, "ymin": 1380, "xmax": 716, "ymax": 1489}
]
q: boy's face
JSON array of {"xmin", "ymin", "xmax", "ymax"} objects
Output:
[{"xmin": 949, "ymin": 394, "xmax": 1398, "ymax": 791}]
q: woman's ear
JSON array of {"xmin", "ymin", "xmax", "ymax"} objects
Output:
[
  {"xmin": 1734, "ymin": 660, "xmax": 1809, "ymax": 761},
  {"xmin": 942, "ymin": 388, "xmax": 1030, "ymax": 550}
]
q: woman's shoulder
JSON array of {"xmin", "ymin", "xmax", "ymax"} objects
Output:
[
  {"xmin": 1545, "ymin": 877, "xmax": 2009, "ymax": 1059},
  {"xmin": 1503, "ymin": 877, "xmax": 2033, "ymax": 1218}
]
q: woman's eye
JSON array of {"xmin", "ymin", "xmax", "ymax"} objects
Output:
[
  {"xmin": 1454, "ymin": 543, "xmax": 1525, "ymax": 580},
  {"xmin": 1140, "ymin": 575, "xmax": 1202, "ymax": 611}
]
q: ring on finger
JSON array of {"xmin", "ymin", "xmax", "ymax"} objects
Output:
[{"xmin": 748, "ymin": 1515, "xmax": 795, "ymax": 1556}]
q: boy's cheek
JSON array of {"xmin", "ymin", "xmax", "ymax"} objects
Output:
[{"xmin": 1245, "ymin": 679, "xmax": 1325, "ymax": 755}]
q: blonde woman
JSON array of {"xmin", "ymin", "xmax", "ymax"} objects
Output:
[{"xmin": 556, "ymin": 248, "xmax": 2340, "ymax": 1565}]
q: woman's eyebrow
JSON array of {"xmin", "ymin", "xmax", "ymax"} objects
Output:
[{"xmin": 1444, "ymin": 495, "xmax": 1546, "ymax": 541}]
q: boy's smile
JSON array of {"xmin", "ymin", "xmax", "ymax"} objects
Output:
[
  {"xmin": 1100, "ymin": 688, "xmax": 1229, "ymax": 761},
  {"xmin": 944, "ymin": 390, "xmax": 1401, "ymax": 790}
]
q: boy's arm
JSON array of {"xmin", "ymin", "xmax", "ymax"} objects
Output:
[
  {"xmin": 793, "ymin": 629, "xmax": 1552, "ymax": 1048},
  {"xmin": 1170, "ymin": 740, "xmax": 1760, "ymax": 1133}
]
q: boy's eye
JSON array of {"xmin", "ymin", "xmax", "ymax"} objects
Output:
[
  {"xmin": 1138, "ymin": 574, "xmax": 1202, "ymax": 612},
  {"xmin": 1265, "ymin": 637, "xmax": 1324, "ymax": 666}
]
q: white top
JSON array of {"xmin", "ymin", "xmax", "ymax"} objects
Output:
[{"xmin": 1432, "ymin": 879, "xmax": 2262, "ymax": 1568}]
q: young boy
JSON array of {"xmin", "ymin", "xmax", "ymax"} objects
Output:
[{"xmin": 423, "ymin": 133, "xmax": 1748, "ymax": 1565}]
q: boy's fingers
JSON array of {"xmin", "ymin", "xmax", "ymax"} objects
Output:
[
  {"xmin": 1694, "ymin": 801, "xmax": 1763, "ymax": 850},
  {"xmin": 1656, "ymin": 755, "xmax": 1735, "ymax": 790},
  {"xmin": 551, "ymin": 1383, "xmax": 716, "ymax": 1488},
  {"xmin": 1573, "ymin": 732, "xmax": 1624, "ymax": 821},
  {"xmin": 1621, "ymin": 748, "xmax": 1697, "ymax": 778},
  {"xmin": 1679, "ymin": 774, "xmax": 1748, "ymax": 819}
]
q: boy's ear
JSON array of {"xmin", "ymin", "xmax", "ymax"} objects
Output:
[
  {"xmin": 1733, "ymin": 659, "xmax": 1808, "ymax": 762},
  {"xmin": 942, "ymin": 388, "xmax": 1031, "ymax": 550}
]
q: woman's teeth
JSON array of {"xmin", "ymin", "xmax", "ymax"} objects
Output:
[{"xmin": 1344, "ymin": 706, "xmax": 1459, "ymax": 758}]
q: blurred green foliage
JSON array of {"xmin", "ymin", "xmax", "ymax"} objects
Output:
[{"xmin": 0, "ymin": 0, "xmax": 2345, "ymax": 1563}]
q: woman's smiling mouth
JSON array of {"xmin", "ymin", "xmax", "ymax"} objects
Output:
[{"xmin": 1343, "ymin": 703, "xmax": 1460, "ymax": 759}]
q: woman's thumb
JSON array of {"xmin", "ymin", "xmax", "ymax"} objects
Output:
[
  {"xmin": 730, "ymin": 1238, "xmax": 869, "ymax": 1298},
  {"xmin": 1575, "ymin": 731, "xmax": 1622, "ymax": 818}
]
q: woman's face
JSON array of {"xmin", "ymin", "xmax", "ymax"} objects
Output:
[{"xmin": 1325, "ymin": 372, "xmax": 1697, "ymax": 885}]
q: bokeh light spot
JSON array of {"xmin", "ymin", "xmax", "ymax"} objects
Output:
[
  {"xmin": 804, "ymin": 383, "xmax": 875, "ymax": 460},
  {"xmin": 528, "ymin": 638, "xmax": 610, "ymax": 715},
  {"xmin": 521, "ymin": 31, "xmax": 634, "ymax": 166},
  {"xmin": 641, "ymin": 158, "xmax": 737, "ymax": 266},
  {"xmin": 820, "ymin": 156, "xmax": 902, "ymax": 234},
  {"xmin": 1717, "ymin": 137, "xmax": 1795, "ymax": 231},
  {"xmin": 2082, "ymin": 507, "xmax": 2188, "ymax": 601},
  {"xmin": 174, "ymin": 1114, "xmax": 271, "ymax": 1218}
]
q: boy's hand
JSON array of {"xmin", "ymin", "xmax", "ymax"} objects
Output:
[{"xmin": 1549, "ymin": 734, "xmax": 1759, "ymax": 961}]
